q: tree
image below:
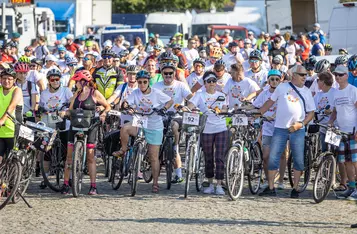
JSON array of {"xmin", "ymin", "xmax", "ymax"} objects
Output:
[{"xmin": 113, "ymin": 0, "xmax": 232, "ymax": 14}]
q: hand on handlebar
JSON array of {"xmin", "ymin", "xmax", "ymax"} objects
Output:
[
  {"xmin": 213, "ymin": 106, "xmax": 221, "ymax": 114},
  {"xmin": 96, "ymin": 106, "xmax": 105, "ymax": 112}
]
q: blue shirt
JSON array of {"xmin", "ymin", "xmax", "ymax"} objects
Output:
[
  {"xmin": 311, "ymin": 43, "xmax": 324, "ymax": 56},
  {"xmin": 348, "ymin": 72, "xmax": 357, "ymax": 87}
]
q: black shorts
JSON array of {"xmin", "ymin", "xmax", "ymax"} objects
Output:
[
  {"xmin": 0, "ymin": 138, "xmax": 14, "ymax": 157},
  {"xmin": 68, "ymin": 125, "xmax": 99, "ymax": 145}
]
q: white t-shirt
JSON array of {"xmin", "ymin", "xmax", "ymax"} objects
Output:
[
  {"xmin": 223, "ymin": 53, "xmax": 243, "ymax": 72},
  {"xmin": 182, "ymin": 48, "xmax": 199, "ymax": 69},
  {"xmin": 204, "ymin": 60, "xmax": 214, "ymax": 71},
  {"xmin": 198, "ymin": 73, "xmax": 231, "ymax": 93},
  {"xmin": 244, "ymin": 68, "xmax": 268, "ymax": 88},
  {"xmin": 16, "ymin": 80, "xmax": 39, "ymax": 113},
  {"xmin": 39, "ymin": 87, "xmax": 73, "ymax": 129},
  {"xmin": 239, "ymin": 48, "xmax": 254, "ymax": 61},
  {"xmin": 189, "ymin": 91, "xmax": 228, "ymax": 134},
  {"xmin": 283, "ymin": 43, "xmax": 300, "ymax": 65},
  {"xmin": 271, "ymin": 82, "xmax": 316, "ymax": 128},
  {"xmin": 313, "ymin": 88, "xmax": 336, "ymax": 126},
  {"xmin": 186, "ymin": 72, "xmax": 203, "ymax": 89},
  {"xmin": 333, "ymin": 84, "xmax": 357, "ymax": 133},
  {"xmin": 113, "ymin": 83, "xmax": 138, "ymax": 126},
  {"xmin": 261, "ymin": 51, "xmax": 270, "ymax": 70},
  {"xmin": 253, "ymin": 89, "xmax": 277, "ymax": 136},
  {"xmin": 127, "ymin": 88, "xmax": 171, "ymax": 130},
  {"xmin": 112, "ymin": 45, "xmax": 126, "ymax": 55},
  {"xmin": 35, "ymin": 45, "xmax": 49, "ymax": 60},
  {"xmin": 26, "ymin": 70, "xmax": 44, "ymax": 86},
  {"xmin": 223, "ymin": 77, "xmax": 260, "ymax": 108},
  {"xmin": 310, "ymin": 74, "xmax": 339, "ymax": 94},
  {"xmin": 153, "ymin": 80, "xmax": 191, "ymax": 112}
]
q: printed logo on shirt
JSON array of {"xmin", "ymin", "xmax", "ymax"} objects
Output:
[
  {"xmin": 230, "ymin": 85, "xmax": 243, "ymax": 99},
  {"xmin": 286, "ymin": 89, "xmax": 299, "ymax": 103},
  {"xmin": 335, "ymin": 97, "xmax": 350, "ymax": 106},
  {"xmin": 216, "ymin": 79, "xmax": 225, "ymax": 92},
  {"xmin": 205, "ymin": 97, "xmax": 223, "ymax": 109},
  {"xmin": 317, "ymin": 96, "xmax": 329, "ymax": 110},
  {"xmin": 163, "ymin": 87, "xmax": 176, "ymax": 98},
  {"xmin": 46, "ymin": 96, "xmax": 61, "ymax": 111},
  {"xmin": 138, "ymin": 97, "xmax": 153, "ymax": 113}
]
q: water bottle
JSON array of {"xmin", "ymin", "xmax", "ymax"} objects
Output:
[{"xmin": 243, "ymin": 147, "xmax": 249, "ymax": 161}]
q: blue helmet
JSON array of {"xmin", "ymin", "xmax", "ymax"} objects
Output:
[
  {"xmin": 136, "ymin": 70, "xmax": 151, "ymax": 80},
  {"xmin": 348, "ymin": 54, "xmax": 357, "ymax": 71}
]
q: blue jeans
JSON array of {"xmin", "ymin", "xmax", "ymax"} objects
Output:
[
  {"xmin": 268, "ymin": 127, "xmax": 305, "ymax": 171},
  {"xmin": 320, "ymin": 132, "xmax": 327, "ymax": 152}
]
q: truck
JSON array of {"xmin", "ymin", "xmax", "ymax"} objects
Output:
[
  {"xmin": 191, "ymin": 12, "xmax": 236, "ymax": 38},
  {"xmin": 35, "ymin": 0, "xmax": 112, "ymax": 39},
  {"xmin": 209, "ymin": 25, "xmax": 248, "ymax": 40},
  {"xmin": 112, "ymin": 14, "xmax": 146, "ymax": 28}
]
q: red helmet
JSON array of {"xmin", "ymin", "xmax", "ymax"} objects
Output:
[
  {"xmin": 14, "ymin": 62, "xmax": 30, "ymax": 73},
  {"xmin": 71, "ymin": 70, "xmax": 92, "ymax": 82}
]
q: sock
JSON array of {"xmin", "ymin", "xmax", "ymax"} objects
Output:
[
  {"xmin": 176, "ymin": 168, "xmax": 182, "ymax": 178},
  {"xmin": 91, "ymin": 183, "xmax": 96, "ymax": 188},
  {"xmin": 174, "ymin": 144, "xmax": 179, "ymax": 153},
  {"xmin": 348, "ymin": 181, "xmax": 356, "ymax": 189},
  {"xmin": 64, "ymin": 180, "xmax": 69, "ymax": 186}
]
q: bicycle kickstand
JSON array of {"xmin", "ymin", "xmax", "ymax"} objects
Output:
[{"xmin": 16, "ymin": 191, "xmax": 32, "ymax": 208}]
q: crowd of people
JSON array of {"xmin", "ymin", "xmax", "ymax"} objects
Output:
[{"xmin": 0, "ymin": 22, "xmax": 357, "ymax": 201}]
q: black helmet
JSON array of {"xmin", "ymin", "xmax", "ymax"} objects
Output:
[
  {"xmin": 30, "ymin": 58, "xmax": 43, "ymax": 67},
  {"xmin": 119, "ymin": 50, "xmax": 129, "ymax": 58},
  {"xmin": 0, "ymin": 67, "xmax": 16, "ymax": 77},
  {"xmin": 314, "ymin": 59, "xmax": 330, "ymax": 73},
  {"xmin": 335, "ymin": 55, "xmax": 349, "ymax": 66},
  {"xmin": 159, "ymin": 52, "xmax": 174, "ymax": 62},
  {"xmin": 249, "ymin": 50, "xmax": 262, "ymax": 61},
  {"xmin": 101, "ymin": 49, "xmax": 116, "ymax": 57}
]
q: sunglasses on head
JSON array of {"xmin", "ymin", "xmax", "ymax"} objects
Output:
[
  {"xmin": 206, "ymin": 78, "xmax": 217, "ymax": 84},
  {"xmin": 102, "ymin": 55, "xmax": 113, "ymax": 59},
  {"xmin": 50, "ymin": 78, "xmax": 60, "ymax": 82},
  {"xmin": 163, "ymin": 72, "xmax": 174, "ymax": 76},
  {"xmin": 138, "ymin": 80, "xmax": 148, "ymax": 85}
]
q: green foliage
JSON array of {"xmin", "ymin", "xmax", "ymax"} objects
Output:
[{"xmin": 113, "ymin": 0, "xmax": 231, "ymax": 14}]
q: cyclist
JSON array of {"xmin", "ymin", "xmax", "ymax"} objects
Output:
[
  {"xmin": 172, "ymin": 55, "xmax": 188, "ymax": 85},
  {"xmin": 62, "ymin": 56, "xmax": 79, "ymax": 87},
  {"xmin": 18, "ymin": 56, "xmax": 46, "ymax": 92},
  {"xmin": 268, "ymin": 37, "xmax": 289, "ymax": 68},
  {"xmin": 92, "ymin": 49, "xmax": 125, "ymax": 100},
  {"xmin": 339, "ymin": 48, "xmax": 348, "ymax": 55},
  {"xmin": 146, "ymin": 58, "xmax": 163, "ymax": 86},
  {"xmin": 303, "ymin": 56, "xmax": 317, "ymax": 88},
  {"xmin": 244, "ymin": 50, "xmax": 268, "ymax": 88},
  {"xmin": 62, "ymin": 70, "xmax": 110, "ymax": 195},
  {"xmin": 222, "ymin": 41, "xmax": 244, "ymax": 71},
  {"xmin": 114, "ymin": 70, "xmax": 173, "ymax": 193},
  {"xmin": 41, "ymin": 54, "xmax": 59, "ymax": 78},
  {"xmin": 240, "ymin": 39, "xmax": 254, "ymax": 62},
  {"xmin": 0, "ymin": 43, "xmax": 16, "ymax": 64},
  {"xmin": 153, "ymin": 61, "xmax": 193, "ymax": 184},
  {"xmin": 186, "ymin": 58, "xmax": 205, "ymax": 89},
  {"xmin": 328, "ymin": 65, "xmax": 357, "ymax": 200},
  {"xmin": 23, "ymin": 46, "xmax": 35, "ymax": 60},
  {"xmin": 335, "ymin": 55, "xmax": 349, "ymax": 67},
  {"xmin": 324, "ymin": 44, "xmax": 333, "ymax": 56},
  {"xmin": 186, "ymin": 71, "xmax": 228, "ymax": 195},
  {"xmin": 56, "ymin": 46, "xmax": 69, "ymax": 72},
  {"xmin": 347, "ymin": 55, "xmax": 357, "ymax": 87},
  {"xmin": 310, "ymin": 59, "xmax": 337, "ymax": 96},
  {"xmin": 310, "ymin": 34, "xmax": 324, "ymax": 56},
  {"xmin": 171, "ymin": 44, "xmax": 188, "ymax": 76},
  {"xmin": 205, "ymin": 47, "xmax": 222, "ymax": 71},
  {"xmin": 0, "ymin": 67, "xmax": 23, "ymax": 163}
]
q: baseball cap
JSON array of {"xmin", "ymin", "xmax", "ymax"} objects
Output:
[
  {"xmin": 123, "ymin": 41, "xmax": 130, "ymax": 47},
  {"xmin": 333, "ymin": 65, "xmax": 348, "ymax": 74},
  {"xmin": 224, "ymin": 29, "xmax": 231, "ymax": 33},
  {"xmin": 218, "ymin": 38, "xmax": 225, "ymax": 44},
  {"xmin": 264, "ymin": 33, "xmax": 270, "ymax": 37},
  {"xmin": 79, "ymin": 35, "xmax": 86, "ymax": 41},
  {"xmin": 207, "ymin": 38, "xmax": 217, "ymax": 44},
  {"xmin": 203, "ymin": 72, "xmax": 217, "ymax": 81},
  {"xmin": 66, "ymin": 34, "xmax": 74, "ymax": 40},
  {"xmin": 290, "ymin": 35, "xmax": 297, "ymax": 41},
  {"xmin": 274, "ymin": 29, "xmax": 280, "ymax": 35},
  {"xmin": 244, "ymin": 39, "xmax": 252, "ymax": 44},
  {"xmin": 310, "ymin": 33, "xmax": 319, "ymax": 41},
  {"xmin": 314, "ymin": 23, "xmax": 320, "ymax": 28},
  {"xmin": 262, "ymin": 41, "xmax": 268, "ymax": 46},
  {"xmin": 58, "ymin": 45, "xmax": 66, "ymax": 52},
  {"xmin": 228, "ymin": 41, "xmax": 238, "ymax": 47},
  {"xmin": 248, "ymin": 31, "xmax": 254, "ymax": 35},
  {"xmin": 273, "ymin": 55, "xmax": 283, "ymax": 64},
  {"xmin": 149, "ymin": 33, "xmax": 155, "ymax": 38},
  {"xmin": 45, "ymin": 54, "xmax": 57, "ymax": 62},
  {"xmin": 103, "ymin": 40, "xmax": 112, "ymax": 47},
  {"xmin": 12, "ymin": 32, "xmax": 21, "ymax": 38}
]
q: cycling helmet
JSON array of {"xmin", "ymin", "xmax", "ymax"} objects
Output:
[
  {"xmin": 71, "ymin": 70, "xmax": 92, "ymax": 82},
  {"xmin": 209, "ymin": 47, "xmax": 222, "ymax": 58},
  {"xmin": 268, "ymin": 69, "xmax": 282, "ymax": 78},
  {"xmin": 348, "ymin": 54, "xmax": 357, "ymax": 71},
  {"xmin": 24, "ymin": 46, "xmax": 33, "ymax": 51},
  {"xmin": 249, "ymin": 50, "xmax": 262, "ymax": 61},
  {"xmin": 171, "ymin": 43, "xmax": 182, "ymax": 50},
  {"xmin": 119, "ymin": 50, "xmax": 129, "ymax": 58},
  {"xmin": 335, "ymin": 55, "xmax": 349, "ymax": 66},
  {"xmin": 30, "ymin": 58, "xmax": 43, "ymax": 67},
  {"xmin": 172, "ymin": 55, "xmax": 179, "ymax": 63},
  {"xmin": 314, "ymin": 59, "xmax": 330, "ymax": 73},
  {"xmin": 193, "ymin": 58, "xmax": 206, "ymax": 67},
  {"xmin": 0, "ymin": 67, "xmax": 16, "ymax": 77},
  {"xmin": 339, "ymin": 48, "xmax": 348, "ymax": 55},
  {"xmin": 310, "ymin": 33, "xmax": 319, "ymax": 41},
  {"xmin": 228, "ymin": 41, "xmax": 238, "ymax": 48},
  {"xmin": 324, "ymin": 44, "xmax": 333, "ymax": 52},
  {"xmin": 101, "ymin": 49, "xmax": 116, "ymax": 57},
  {"xmin": 14, "ymin": 62, "xmax": 30, "ymax": 73},
  {"xmin": 153, "ymin": 44, "xmax": 162, "ymax": 51},
  {"xmin": 58, "ymin": 45, "xmax": 66, "ymax": 52},
  {"xmin": 136, "ymin": 70, "xmax": 151, "ymax": 80},
  {"xmin": 159, "ymin": 52, "xmax": 174, "ymax": 61},
  {"xmin": 161, "ymin": 61, "xmax": 176, "ymax": 70},
  {"xmin": 214, "ymin": 59, "xmax": 226, "ymax": 67},
  {"xmin": 18, "ymin": 56, "xmax": 31, "ymax": 64},
  {"xmin": 126, "ymin": 65, "xmax": 139, "ymax": 74},
  {"xmin": 308, "ymin": 55, "xmax": 317, "ymax": 66},
  {"xmin": 46, "ymin": 68, "xmax": 62, "ymax": 78},
  {"xmin": 65, "ymin": 56, "xmax": 78, "ymax": 65}
]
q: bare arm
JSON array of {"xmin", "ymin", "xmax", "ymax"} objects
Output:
[
  {"xmin": 37, "ymin": 79, "xmax": 46, "ymax": 92},
  {"xmin": 31, "ymin": 94, "xmax": 39, "ymax": 112},
  {"xmin": 191, "ymin": 82, "xmax": 202, "ymax": 94},
  {"xmin": 94, "ymin": 90, "xmax": 111, "ymax": 113},
  {"xmin": 164, "ymin": 99, "xmax": 174, "ymax": 110},
  {"xmin": 259, "ymin": 99, "xmax": 275, "ymax": 115},
  {"xmin": 328, "ymin": 108, "xmax": 337, "ymax": 125},
  {"xmin": 303, "ymin": 111, "xmax": 314, "ymax": 126}
]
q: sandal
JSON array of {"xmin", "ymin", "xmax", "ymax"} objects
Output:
[
  {"xmin": 152, "ymin": 184, "xmax": 159, "ymax": 193},
  {"xmin": 333, "ymin": 184, "xmax": 347, "ymax": 191},
  {"xmin": 112, "ymin": 148, "xmax": 127, "ymax": 158}
]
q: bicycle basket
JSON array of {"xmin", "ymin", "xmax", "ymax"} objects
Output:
[
  {"xmin": 182, "ymin": 113, "xmax": 208, "ymax": 134},
  {"xmin": 26, "ymin": 121, "xmax": 58, "ymax": 152},
  {"xmin": 308, "ymin": 124, "xmax": 320, "ymax": 134},
  {"xmin": 70, "ymin": 110, "xmax": 94, "ymax": 129}
]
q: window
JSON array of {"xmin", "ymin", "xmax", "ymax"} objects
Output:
[
  {"xmin": 55, "ymin": 20, "xmax": 68, "ymax": 33},
  {"xmin": 146, "ymin": 24, "xmax": 177, "ymax": 37}
]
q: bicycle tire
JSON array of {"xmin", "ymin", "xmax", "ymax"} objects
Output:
[
  {"xmin": 165, "ymin": 138, "xmax": 174, "ymax": 190},
  {"xmin": 40, "ymin": 139, "xmax": 65, "ymax": 192},
  {"xmin": 107, "ymin": 155, "xmax": 113, "ymax": 182},
  {"xmin": 111, "ymin": 156, "xmax": 124, "ymax": 190},
  {"xmin": 142, "ymin": 144, "xmax": 152, "ymax": 183},
  {"xmin": 184, "ymin": 144, "xmax": 194, "ymax": 198},
  {"xmin": 248, "ymin": 142, "xmax": 263, "ymax": 195},
  {"xmin": 72, "ymin": 141, "xmax": 85, "ymax": 197},
  {"xmin": 313, "ymin": 153, "xmax": 335, "ymax": 203},
  {"xmin": 131, "ymin": 143, "xmax": 144, "ymax": 197},
  {"xmin": 195, "ymin": 149, "xmax": 205, "ymax": 192},
  {"xmin": 226, "ymin": 146, "xmax": 244, "ymax": 201},
  {"xmin": 104, "ymin": 153, "xmax": 109, "ymax": 178},
  {"xmin": 0, "ymin": 158, "xmax": 22, "ymax": 210},
  {"xmin": 288, "ymin": 148, "xmax": 311, "ymax": 192}
]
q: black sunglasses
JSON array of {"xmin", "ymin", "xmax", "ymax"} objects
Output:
[
  {"xmin": 295, "ymin": 73, "xmax": 307, "ymax": 77},
  {"xmin": 206, "ymin": 79, "xmax": 217, "ymax": 84},
  {"xmin": 163, "ymin": 72, "xmax": 174, "ymax": 76}
]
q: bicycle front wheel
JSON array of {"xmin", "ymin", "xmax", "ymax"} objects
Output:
[
  {"xmin": 0, "ymin": 158, "xmax": 22, "ymax": 210},
  {"xmin": 184, "ymin": 145, "xmax": 195, "ymax": 198},
  {"xmin": 111, "ymin": 156, "xmax": 124, "ymax": 190},
  {"xmin": 72, "ymin": 141, "xmax": 85, "ymax": 197},
  {"xmin": 131, "ymin": 143, "xmax": 144, "ymax": 197},
  {"xmin": 165, "ymin": 138, "xmax": 174, "ymax": 190},
  {"xmin": 226, "ymin": 146, "xmax": 244, "ymax": 201},
  {"xmin": 313, "ymin": 153, "xmax": 335, "ymax": 203},
  {"xmin": 248, "ymin": 142, "xmax": 263, "ymax": 195},
  {"xmin": 195, "ymin": 149, "xmax": 205, "ymax": 192}
]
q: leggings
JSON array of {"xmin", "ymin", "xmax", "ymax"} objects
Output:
[{"xmin": 0, "ymin": 138, "xmax": 14, "ymax": 158}]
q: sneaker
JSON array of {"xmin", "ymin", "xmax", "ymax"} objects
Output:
[
  {"xmin": 259, "ymin": 187, "xmax": 276, "ymax": 196},
  {"xmin": 88, "ymin": 186, "xmax": 97, "ymax": 195},
  {"xmin": 215, "ymin": 185, "xmax": 225, "ymax": 195},
  {"xmin": 277, "ymin": 183, "xmax": 285, "ymax": 190},
  {"xmin": 203, "ymin": 184, "xmax": 215, "ymax": 194},
  {"xmin": 61, "ymin": 184, "xmax": 70, "ymax": 195},
  {"xmin": 290, "ymin": 189, "xmax": 299, "ymax": 199},
  {"xmin": 337, "ymin": 188, "xmax": 355, "ymax": 199},
  {"xmin": 347, "ymin": 189, "xmax": 357, "ymax": 201},
  {"xmin": 171, "ymin": 175, "xmax": 184, "ymax": 184},
  {"xmin": 138, "ymin": 172, "xmax": 143, "ymax": 180},
  {"xmin": 260, "ymin": 182, "xmax": 268, "ymax": 190}
]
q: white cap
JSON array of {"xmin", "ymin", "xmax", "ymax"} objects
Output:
[
  {"xmin": 212, "ymin": 42, "xmax": 220, "ymax": 47},
  {"xmin": 207, "ymin": 38, "xmax": 217, "ymax": 44},
  {"xmin": 96, "ymin": 54, "xmax": 102, "ymax": 62},
  {"xmin": 248, "ymin": 31, "xmax": 254, "ymax": 35},
  {"xmin": 66, "ymin": 34, "xmax": 74, "ymax": 40},
  {"xmin": 123, "ymin": 41, "xmax": 130, "ymax": 47},
  {"xmin": 224, "ymin": 29, "xmax": 231, "ymax": 33},
  {"xmin": 45, "ymin": 54, "xmax": 57, "ymax": 62},
  {"xmin": 274, "ymin": 29, "xmax": 280, "ymax": 35},
  {"xmin": 314, "ymin": 23, "xmax": 320, "ymax": 28},
  {"xmin": 103, "ymin": 40, "xmax": 112, "ymax": 47},
  {"xmin": 244, "ymin": 38, "xmax": 252, "ymax": 44}
]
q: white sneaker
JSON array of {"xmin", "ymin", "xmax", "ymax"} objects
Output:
[
  {"xmin": 215, "ymin": 185, "xmax": 225, "ymax": 195},
  {"xmin": 203, "ymin": 184, "xmax": 215, "ymax": 194},
  {"xmin": 277, "ymin": 183, "xmax": 285, "ymax": 190},
  {"xmin": 260, "ymin": 182, "xmax": 268, "ymax": 190}
]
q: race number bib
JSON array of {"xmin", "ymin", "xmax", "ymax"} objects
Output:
[
  {"xmin": 48, "ymin": 113, "xmax": 63, "ymax": 124},
  {"xmin": 182, "ymin": 112, "xmax": 200, "ymax": 126},
  {"xmin": 325, "ymin": 130, "xmax": 342, "ymax": 147},
  {"xmin": 132, "ymin": 115, "xmax": 148, "ymax": 128},
  {"xmin": 19, "ymin": 125, "xmax": 35, "ymax": 142},
  {"xmin": 232, "ymin": 115, "xmax": 248, "ymax": 126}
]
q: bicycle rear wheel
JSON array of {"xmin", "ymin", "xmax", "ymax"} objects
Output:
[
  {"xmin": 184, "ymin": 145, "xmax": 195, "ymax": 198},
  {"xmin": 72, "ymin": 141, "xmax": 85, "ymax": 197},
  {"xmin": 195, "ymin": 149, "xmax": 205, "ymax": 192},
  {"xmin": 165, "ymin": 138, "xmax": 174, "ymax": 190},
  {"xmin": 111, "ymin": 156, "xmax": 124, "ymax": 190},
  {"xmin": 131, "ymin": 143, "xmax": 144, "ymax": 197},
  {"xmin": 248, "ymin": 142, "xmax": 263, "ymax": 195},
  {"xmin": 0, "ymin": 158, "xmax": 22, "ymax": 210},
  {"xmin": 226, "ymin": 146, "xmax": 244, "ymax": 201},
  {"xmin": 313, "ymin": 153, "xmax": 335, "ymax": 203}
]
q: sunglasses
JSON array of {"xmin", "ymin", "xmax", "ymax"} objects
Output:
[
  {"xmin": 25, "ymin": 50, "xmax": 31, "ymax": 52},
  {"xmin": 102, "ymin": 55, "xmax": 113, "ymax": 59},
  {"xmin": 206, "ymin": 79, "xmax": 217, "ymax": 84},
  {"xmin": 83, "ymin": 57, "xmax": 90, "ymax": 61},
  {"xmin": 68, "ymin": 64, "xmax": 77, "ymax": 67},
  {"xmin": 249, "ymin": 59, "xmax": 259, "ymax": 63},
  {"xmin": 194, "ymin": 64, "xmax": 203, "ymax": 68},
  {"xmin": 138, "ymin": 80, "xmax": 148, "ymax": 85},
  {"xmin": 334, "ymin": 73, "xmax": 345, "ymax": 77},
  {"xmin": 59, "ymin": 51, "xmax": 65, "ymax": 54},
  {"xmin": 296, "ymin": 73, "xmax": 307, "ymax": 77},
  {"xmin": 163, "ymin": 72, "xmax": 174, "ymax": 76},
  {"xmin": 50, "ymin": 78, "xmax": 60, "ymax": 82}
]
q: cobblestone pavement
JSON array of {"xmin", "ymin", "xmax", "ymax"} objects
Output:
[{"xmin": 0, "ymin": 161, "xmax": 356, "ymax": 234}]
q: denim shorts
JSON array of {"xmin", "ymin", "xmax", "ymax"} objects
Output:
[
  {"xmin": 268, "ymin": 127, "xmax": 305, "ymax": 171},
  {"xmin": 143, "ymin": 128, "xmax": 163, "ymax": 145},
  {"xmin": 262, "ymin": 135, "xmax": 272, "ymax": 147}
]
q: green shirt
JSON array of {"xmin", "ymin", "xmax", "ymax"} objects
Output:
[
  {"xmin": 0, "ymin": 86, "xmax": 16, "ymax": 138},
  {"xmin": 150, "ymin": 74, "xmax": 163, "ymax": 87}
]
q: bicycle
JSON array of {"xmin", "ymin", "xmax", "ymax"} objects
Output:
[{"xmin": 312, "ymin": 123, "xmax": 352, "ymax": 203}]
